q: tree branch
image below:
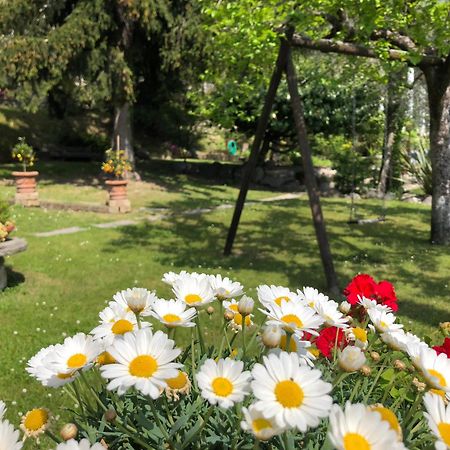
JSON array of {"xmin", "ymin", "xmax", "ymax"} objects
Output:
[{"xmin": 290, "ymin": 34, "xmax": 443, "ymax": 67}]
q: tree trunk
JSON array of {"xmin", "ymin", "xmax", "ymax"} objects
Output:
[
  {"xmin": 378, "ymin": 69, "xmax": 405, "ymax": 194},
  {"xmin": 113, "ymin": 102, "xmax": 140, "ymax": 180},
  {"xmin": 423, "ymin": 64, "xmax": 450, "ymax": 245}
]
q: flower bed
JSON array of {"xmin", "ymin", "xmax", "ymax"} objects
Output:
[{"xmin": 1, "ymin": 273, "xmax": 449, "ymax": 449}]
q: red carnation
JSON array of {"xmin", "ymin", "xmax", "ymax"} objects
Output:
[
  {"xmin": 316, "ymin": 327, "xmax": 347, "ymax": 359},
  {"xmin": 343, "ymin": 274, "xmax": 377, "ymax": 305},
  {"xmin": 375, "ymin": 281, "xmax": 398, "ymax": 312},
  {"xmin": 433, "ymin": 338, "xmax": 450, "ymax": 358}
]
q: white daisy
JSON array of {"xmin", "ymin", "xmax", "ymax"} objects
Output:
[
  {"xmin": 268, "ymin": 330, "xmax": 315, "ymax": 367},
  {"xmin": 367, "ymin": 308, "xmax": 403, "ymax": 333},
  {"xmin": 196, "ymin": 358, "xmax": 251, "ymax": 409},
  {"xmin": 424, "ymin": 392, "xmax": 450, "ymax": 450},
  {"xmin": 0, "ymin": 420, "xmax": 22, "ymax": 450},
  {"xmin": 91, "ymin": 303, "xmax": 149, "ymax": 347},
  {"xmin": 223, "ymin": 299, "xmax": 253, "ymax": 332},
  {"xmin": 358, "ymin": 296, "xmax": 392, "ymax": 313},
  {"xmin": 241, "ymin": 404, "xmax": 285, "ymax": 441},
  {"xmin": 415, "ymin": 347, "xmax": 450, "ymax": 393},
  {"xmin": 45, "ymin": 333, "xmax": 101, "ymax": 376},
  {"xmin": 100, "ymin": 328, "xmax": 181, "ymax": 398},
  {"xmin": 261, "ymin": 301, "xmax": 324, "ymax": 337},
  {"xmin": 172, "ymin": 273, "xmax": 215, "ymax": 307},
  {"xmin": 338, "ymin": 346, "xmax": 366, "ymax": 372},
  {"xmin": 0, "ymin": 401, "xmax": 6, "ymax": 420},
  {"xmin": 296, "ymin": 286, "xmax": 329, "ymax": 309},
  {"xmin": 27, "ymin": 345, "xmax": 78, "ymax": 387},
  {"xmin": 251, "ymin": 351, "xmax": 332, "ymax": 431},
  {"xmin": 111, "ymin": 287, "xmax": 157, "ymax": 316},
  {"xmin": 381, "ymin": 330, "xmax": 421, "ymax": 352},
  {"xmin": 149, "ymin": 298, "xmax": 197, "ymax": 328},
  {"xmin": 369, "ymin": 405, "xmax": 403, "ymax": 441},
  {"xmin": 345, "ymin": 327, "xmax": 369, "ymax": 350},
  {"xmin": 313, "ymin": 299, "xmax": 349, "ymax": 328},
  {"xmin": 328, "ymin": 402, "xmax": 406, "ymax": 450},
  {"xmin": 257, "ymin": 285, "xmax": 300, "ymax": 308},
  {"xmin": 162, "ymin": 270, "xmax": 203, "ymax": 286},
  {"xmin": 209, "ymin": 274, "xmax": 244, "ymax": 300},
  {"xmin": 56, "ymin": 438, "xmax": 105, "ymax": 450}
]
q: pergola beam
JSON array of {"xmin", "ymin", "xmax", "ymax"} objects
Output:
[{"xmin": 291, "ymin": 34, "xmax": 443, "ymax": 66}]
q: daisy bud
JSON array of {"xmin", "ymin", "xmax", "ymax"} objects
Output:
[
  {"xmin": 206, "ymin": 306, "xmax": 214, "ymax": 315},
  {"xmin": 261, "ymin": 325, "xmax": 282, "ymax": 349},
  {"xmin": 60, "ymin": 423, "xmax": 78, "ymax": 441},
  {"xmin": 370, "ymin": 351, "xmax": 380, "ymax": 362},
  {"xmin": 360, "ymin": 365, "xmax": 371, "ymax": 376},
  {"xmin": 104, "ymin": 409, "xmax": 117, "ymax": 423},
  {"xmin": 238, "ymin": 295, "xmax": 254, "ymax": 315},
  {"xmin": 339, "ymin": 301, "xmax": 351, "ymax": 314},
  {"xmin": 412, "ymin": 377, "xmax": 426, "ymax": 392},
  {"xmin": 224, "ymin": 310, "xmax": 234, "ymax": 321},
  {"xmin": 393, "ymin": 359, "xmax": 406, "ymax": 371},
  {"xmin": 338, "ymin": 346, "xmax": 366, "ymax": 372}
]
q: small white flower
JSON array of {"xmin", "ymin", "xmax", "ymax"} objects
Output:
[
  {"xmin": 415, "ymin": 347, "xmax": 450, "ymax": 393},
  {"xmin": 328, "ymin": 402, "xmax": 406, "ymax": 450},
  {"xmin": 101, "ymin": 328, "xmax": 181, "ymax": 398},
  {"xmin": 223, "ymin": 299, "xmax": 254, "ymax": 332},
  {"xmin": 257, "ymin": 285, "xmax": 299, "ymax": 308},
  {"xmin": 241, "ymin": 404, "xmax": 285, "ymax": 441},
  {"xmin": 338, "ymin": 346, "xmax": 366, "ymax": 372},
  {"xmin": 238, "ymin": 295, "xmax": 254, "ymax": 315},
  {"xmin": 0, "ymin": 419, "xmax": 22, "ymax": 450},
  {"xmin": 313, "ymin": 299, "xmax": 349, "ymax": 328},
  {"xmin": 345, "ymin": 327, "xmax": 368, "ymax": 350},
  {"xmin": 149, "ymin": 298, "xmax": 197, "ymax": 328},
  {"xmin": 423, "ymin": 392, "xmax": 450, "ymax": 450},
  {"xmin": 296, "ymin": 286, "xmax": 329, "ymax": 309},
  {"xmin": 261, "ymin": 301, "xmax": 324, "ymax": 337},
  {"xmin": 359, "ymin": 296, "xmax": 392, "ymax": 313},
  {"xmin": 162, "ymin": 270, "xmax": 202, "ymax": 286},
  {"xmin": 339, "ymin": 301, "xmax": 351, "ymax": 314},
  {"xmin": 196, "ymin": 358, "xmax": 251, "ymax": 409},
  {"xmin": 172, "ymin": 273, "xmax": 215, "ymax": 307},
  {"xmin": 111, "ymin": 287, "xmax": 157, "ymax": 316},
  {"xmin": 209, "ymin": 274, "xmax": 244, "ymax": 300},
  {"xmin": 56, "ymin": 438, "xmax": 105, "ymax": 450},
  {"xmin": 381, "ymin": 330, "xmax": 421, "ymax": 352},
  {"xmin": 269, "ymin": 331, "xmax": 315, "ymax": 367},
  {"xmin": 367, "ymin": 308, "xmax": 403, "ymax": 333},
  {"xmin": 260, "ymin": 325, "xmax": 282, "ymax": 349},
  {"xmin": 251, "ymin": 352, "xmax": 332, "ymax": 431}
]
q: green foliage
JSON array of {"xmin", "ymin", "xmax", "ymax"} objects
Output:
[
  {"xmin": 11, "ymin": 136, "xmax": 35, "ymax": 171},
  {"xmin": 401, "ymin": 139, "xmax": 432, "ymax": 196},
  {"xmin": 0, "ymin": 200, "xmax": 10, "ymax": 223}
]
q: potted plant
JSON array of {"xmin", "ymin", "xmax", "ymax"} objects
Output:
[
  {"xmin": 0, "ymin": 201, "xmax": 15, "ymax": 242},
  {"xmin": 102, "ymin": 147, "xmax": 132, "ymax": 213},
  {"xmin": 11, "ymin": 137, "xmax": 39, "ymax": 207}
]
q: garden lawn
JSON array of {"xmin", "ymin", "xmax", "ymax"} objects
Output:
[{"xmin": 0, "ymin": 190, "xmax": 449, "ymax": 448}]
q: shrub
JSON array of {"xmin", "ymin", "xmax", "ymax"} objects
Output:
[
  {"xmin": 11, "ymin": 137, "xmax": 35, "ymax": 172},
  {"xmin": 401, "ymin": 140, "xmax": 432, "ymax": 196}
]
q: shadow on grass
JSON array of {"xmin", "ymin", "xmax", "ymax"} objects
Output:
[{"xmin": 4, "ymin": 265, "xmax": 25, "ymax": 289}]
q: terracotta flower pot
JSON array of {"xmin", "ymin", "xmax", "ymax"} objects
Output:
[
  {"xmin": 105, "ymin": 179, "xmax": 131, "ymax": 213},
  {"xmin": 12, "ymin": 171, "xmax": 40, "ymax": 207}
]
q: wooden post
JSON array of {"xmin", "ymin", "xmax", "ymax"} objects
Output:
[
  {"xmin": 285, "ymin": 48, "xmax": 339, "ymax": 294},
  {"xmin": 224, "ymin": 40, "xmax": 289, "ymax": 255}
]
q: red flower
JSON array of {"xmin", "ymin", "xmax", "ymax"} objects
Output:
[
  {"xmin": 433, "ymin": 338, "xmax": 450, "ymax": 358},
  {"xmin": 343, "ymin": 274, "xmax": 377, "ymax": 305},
  {"xmin": 375, "ymin": 281, "xmax": 398, "ymax": 312},
  {"xmin": 316, "ymin": 327, "xmax": 347, "ymax": 359}
]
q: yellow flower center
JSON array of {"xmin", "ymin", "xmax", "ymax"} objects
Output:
[
  {"xmin": 275, "ymin": 296, "xmax": 291, "ymax": 306},
  {"xmin": 97, "ymin": 352, "xmax": 116, "ymax": 365},
  {"xmin": 438, "ymin": 422, "xmax": 450, "ymax": 445},
  {"xmin": 234, "ymin": 313, "xmax": 252, "ymax": 327},
  {"xmin": 129, "ymin": 355, "xmax": 158, "ymax": 378},
  {"xmin": 185, "ymin": 294, "xmax": 202, "ymax": 304},
  {"xmin": 280, "ymin": 334, "xmax": 297, "ymax": 352},
  {"xmin": 252, "ymin": 418, "xmax": 272, "ymax": 432},
  {"xmin": 280, "ymin": 314, "xmax": 303, "ymax": 331},
  {"xmin": 111, "ymin": 319, "xmax": 134, "ymax": 335},
  {"xmin": 167, "ymin": 371, "xmax": 189, "ymax": 390},
  {"xmin": 57, "ymin": 372, "xmax": 74, "ymax": 379},
  {"xmin": 379, "ymin": 321, "xmax": 388, "ymax": 329},
  {"xmin": 23, "ymin": 409, "xmax": 49, "ymax": 431},
  {"xmin": 431, "ymin": 389, "xmax": 446, "ymax": 397},
  {"xmin": 353, "ymin": 327, "xmax": 368, "ymax": 342},
  {"xmin": 229, "ymin": 304, "xmax": 239, "ymax": 312},
  {"xmin": 163, "ymin": 314, "xmax": 182, "ymax": 324},
  {"xmin": 274, "ymin": 380, "xmax": 304, "ymax": 408},
  {"xmin": 67, "ymin": 353, "xmax": 87, "ymax": 369},
  {"xmin": 308, "ymin": 347, "xmax": 320, "ymax": 358},
  {"xmin": 428, "ymin": 369, "xmax": 447, "ymax": 388},
  {"xmin": 371, "ymin": 406, "xmax": 401, "ymax": 435},
  {"xmin": 344, "ymin": 433, "xmax": 371, "ymax": 450},
  {"xmin": 212, "ymin": 377, "xmax": 233, "ymax": 397}
]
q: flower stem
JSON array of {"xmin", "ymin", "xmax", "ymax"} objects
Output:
[
  {"xmin": 242, "ymin": 314, "xmax": 247, "ymax": 359},
  {"xmin": 45, "ymin": 430, "xmax": 61, "ymax": 444},
  {"xmin": 195, "ymin": 314, "xmax": 205, "ymax": 354},
  {"xmin": 149, "ymin": 399, "xmax": 176, "ymax": 449},
  {"xmin": 135, "ymin": 313, "xmax": 142, "ymax": 330}
]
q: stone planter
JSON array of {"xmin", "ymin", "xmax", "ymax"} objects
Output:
[
  {"xmin": 0, "ymin": 237, "xmax": 27, "ymax": 290},
  {"xmin": 105, "ymin": 179, "xmax": 131, "ymax": 213},
  {"xmin": 12, "ymin": 171, "xmax": 40, "ymax": 207}
]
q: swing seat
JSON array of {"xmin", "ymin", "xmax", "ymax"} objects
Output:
[{"xmin": 347, "ymin": 216, "xmax": 386, "ymax": 225}]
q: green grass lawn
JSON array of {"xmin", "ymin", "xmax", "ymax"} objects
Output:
[{"xmin": 0, "ymin": 170, "xmax": 449, "ymax": 448}]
